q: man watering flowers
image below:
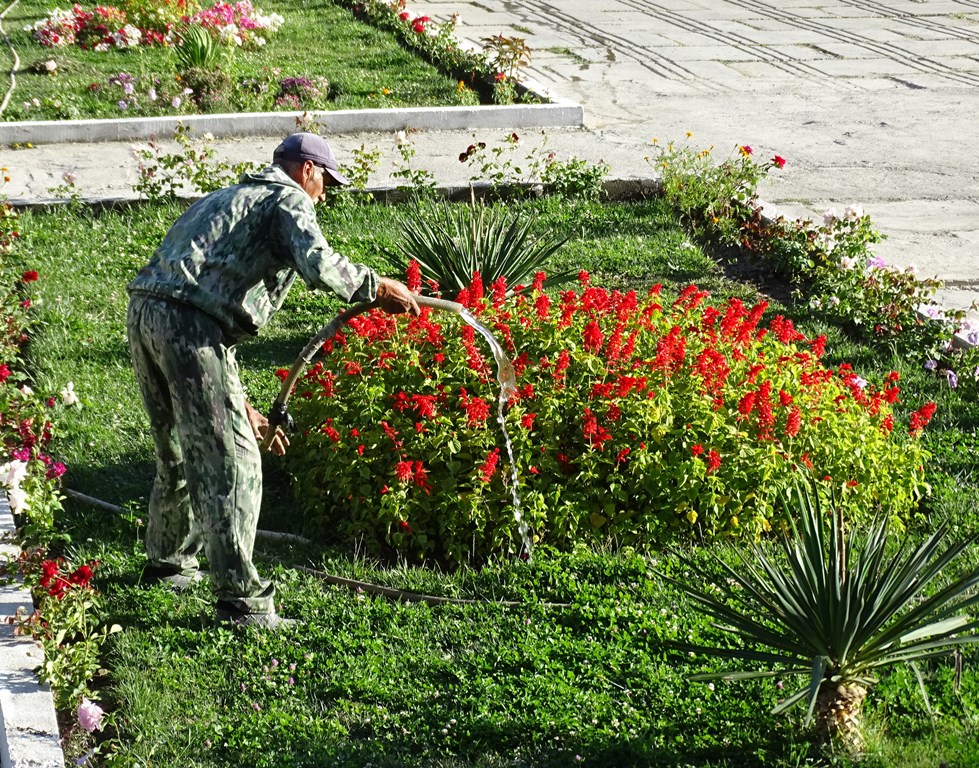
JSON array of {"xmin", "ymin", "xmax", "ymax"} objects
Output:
[{"xmin": 126, "ymin": 133, "xmax": 419, "ymax": 628}]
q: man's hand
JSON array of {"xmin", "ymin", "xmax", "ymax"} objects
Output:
[
  {"xmin": 245, "ymin": 401, "xmax": 290, "ymax": 456},
  {"xmin": 375, "ymin": 277, "xmax": 421, "ymax": 316}
]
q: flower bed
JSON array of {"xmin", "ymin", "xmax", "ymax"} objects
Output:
[
  {"xmin": 3, "ymin": 0, "xmax": 474, "ymax": 120},
  {"xmin": 285, "ymin": 269, "xmax": 932, "ymax": 565}
]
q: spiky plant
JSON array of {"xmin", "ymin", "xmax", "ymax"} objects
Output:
[
  {"xmin": 383, "ymin": 199, "xmax": 571, "ymax": 299},
  {"xmin": 662, "ymin": 483, "xmax": 979, "ymax": 752},
  {"xmin": 174, "ymin": 24, "xmax": 219, "ymax": 72}
]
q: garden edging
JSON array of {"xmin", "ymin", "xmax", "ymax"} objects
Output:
[
  {"xmin": 0, "ymin": 94, "xmax": 583, "ymax": 146},
  {"xmin": 0, "ymin": 491, "xmax": 64, "ymax": 768}
]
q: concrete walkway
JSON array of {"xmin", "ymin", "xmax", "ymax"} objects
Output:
[{"xmin": 3, "ymin": 1, "xmax": 979, "ymax": 309}]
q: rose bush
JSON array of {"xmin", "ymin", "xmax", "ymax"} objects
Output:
[{"xmin": 284, "ymin": 269, "xmax": 932, "ymax": 565}]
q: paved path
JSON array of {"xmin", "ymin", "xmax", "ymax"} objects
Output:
[
  {"xmin": 3, "ymin": 0, "xmax": 979, "ymax": 309},
  {"xmin": 408, "ymin": 0, "xmax": 979, "ymax": 311}
]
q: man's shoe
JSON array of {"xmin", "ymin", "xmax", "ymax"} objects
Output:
[
  {"xmin": 215, "ymin": 605, "xmax": 298, "ymax": 630},
  {"xmin": 142, "ymin": 566, "xmax": 205, "ymax": 592}
]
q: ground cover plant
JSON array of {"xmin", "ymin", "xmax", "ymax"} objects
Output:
[
  {"xmin": 2, "ymin": 0, "xmax": 476, "ymax": 120},
  {"xmin": 7, "ymin": 187, "xmax": 979, "ymax": 767}
]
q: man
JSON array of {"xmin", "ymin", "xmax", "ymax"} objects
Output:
[{"xmin": 126, "ymin": 133, "xmax": 419, "ymax": 628}]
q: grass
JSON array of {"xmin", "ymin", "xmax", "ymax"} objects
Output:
[
  {"xmin": 2, "ymin": 0, "xmax": 468, "ymax": 121},
  {"xmin": 13, "ymin": 196, "xmax": 979, "ymax": 766}
]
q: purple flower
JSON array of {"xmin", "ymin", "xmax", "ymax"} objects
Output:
[
  {"xmin": 946, "ymin": 371, "xmax": 959, "ymax": 389},
  {"xmin": 117, "ymin": 100, "xmax": 129, "ymax": 110},
  {"xmin": 924, "ymin": 359, "xmax": 938, "ymax": 371},
  {"xmin": 866, "ymin": 255, "xmax": 887, "ymax": 271}
]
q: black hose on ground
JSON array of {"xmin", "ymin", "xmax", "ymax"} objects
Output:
[{"xmin": 63, "ymin": 488, "xmax": 570, "ymax": 609}]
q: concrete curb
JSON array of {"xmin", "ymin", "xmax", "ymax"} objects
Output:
[
  {"xmin": 0, "ymin": 493, "xmax": 64, "ymax": 768},
  {"xmin": 0, "ymin": 100, "xmax": 583, "ymax": 146}
]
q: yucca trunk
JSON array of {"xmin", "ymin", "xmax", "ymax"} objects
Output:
[{"xmin": 814, "ymin": 682, "xmax": 867, "ymax": 753}]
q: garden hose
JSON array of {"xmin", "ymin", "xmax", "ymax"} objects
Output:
[
  {"xmin": 0, "ymin": 0, "xmax": 21, "ymax": 117},
  {"xmin": 62, "ymin": 489, "xmax": 571, "ymax": 609},
  {"xmin": 261, "ymin": 294, "xmax": 465, "ymax": 452}
]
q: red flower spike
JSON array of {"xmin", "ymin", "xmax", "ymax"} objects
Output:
[{"xmin": 406, "ymin": 260, "xmax": 422, "ymax": 293}]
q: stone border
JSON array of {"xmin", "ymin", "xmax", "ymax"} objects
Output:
[
  {"xmin": 0, "ymin": 492, "xmax": 64, "ymax": 768},
  {"xmin": 0, "ymin": 98, "xmax": 583, "ymax": 146}
]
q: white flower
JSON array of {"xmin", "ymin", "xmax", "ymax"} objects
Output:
[
  {"xmin": 904, "ymin": 264, "xmax": 917, "ymax": 275},
  {"xmin": 844, "ymin": 204, "xmax": 864, "ymax": 219},
  {"xmin": 202, "ymin": 132, "xmax": 214, "ymax": 141},
  {"xmin": 148, "ymin": 88, "xmax": 157, "ymax": 101},
  {"xmin": 44, "ymin": 59, "xmax": 57, "ymax": 73},
  {"xmin": 1, "ymin": 460, "xmax": 29, "ymax": 489},
  {"xmin": 823, "ymin": 208, "xmax": 838, "ymax": 226},
  {"xmin": 172, "ymin": 97, "xmax": 182, "ymax": 108},
  {"xmin": 854, "ymin": 376, "xmax": 868, "ymax": 389},
  {"xmin": 828, "ymin": 295, "xmax": 840, "ymax": 307},
  {"xmin": 19, "ymin": 384, "xmax": 33, "ymax": 396},
  {"xmin": 838, "ymin": 256, "xmax": 857, "ymax": 270},
  {"xmin": 395, "ymin": 130, "xmax": 410, "ymax": 146},
  {"xmin": 61, "ymin": 381, "xmax": 79, "ymax": 406},
  {"xmin": 7, "ymin": 487, "xmax": 29, "ymax": 512}
]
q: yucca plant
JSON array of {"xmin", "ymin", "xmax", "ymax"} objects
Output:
[
  {"xmin": 174, "ymin": 24, "xmax": 219, "ymax": 72},
  {"xmin": 662, "ymin": 483, "xmax": 979, "ymax": 752},
  {"xmin": 383, "ymin": 199, "xmax": 572, "ymax": 299}
]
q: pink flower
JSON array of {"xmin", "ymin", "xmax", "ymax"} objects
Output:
[
  {"xmin": 77, "ymin": 698, "xmax": 104, "ymax": 733},
  {"xmin": 739, "ymin": 145, "xmax": 753, "ymax": 157}
]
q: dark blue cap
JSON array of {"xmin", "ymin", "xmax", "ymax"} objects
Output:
[{"xmin": 273, "ymin": 133, "xmax": 349, "ymax": 185}]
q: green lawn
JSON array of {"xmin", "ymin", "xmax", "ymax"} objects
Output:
[
  {"xmin": 14, "ymin": 195, "xmax": 979, "ymax": 767},
  {"xmin": 3, "ymin": 0, "xmax": 468, "ymax": 121}
]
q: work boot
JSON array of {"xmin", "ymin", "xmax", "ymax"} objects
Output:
[
  {"xmin": 141, "ymin": 565, "xmax": 206, "ymax": 592},
  {"xmin": 215, "ymin": 603, "xmax": 298, "ymax": 630}
]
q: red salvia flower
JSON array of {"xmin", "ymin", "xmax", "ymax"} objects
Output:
[
  {"xmin": 458, "ymin": 388, "xmax": 490, "ymax": 427},
  {"xmin": 706, "ymin": 450, "xmax": 722, "ymax": 473},
  {"xmin": 690, "ymin": 444, "xmax": 704, "ymax": 456},
  {"xmin": 478, "ymin": 448, "xmax": 500, "ymax": 482},
  {"xmin": 908, "ymin": 401, "xmax": 937, "ymax": 435},
  {"xmin": 491, "ymin": 276, "xmax": 507, "ymax": 308},
  {"xmin": 395, "ymin": 460, "xmax": 413, "ymax": 483},
  {"xmin": 583, "ymin": 321, "xmax": 604, "ymax": 353},
  {"xmin": 535, "ymin": 293, "xmax": 551, "ymax": 320},
  {"xmin": 406, "ymin": 259, "xmax": 422, "ymax": 292},
  {"xmin": 785, "ymin": 407, "xmax": 802, "ymax": 438}
]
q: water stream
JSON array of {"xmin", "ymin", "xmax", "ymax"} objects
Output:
[{"xmin": 459, "ymin": 309, "xmax": 533, "ymax": 561}]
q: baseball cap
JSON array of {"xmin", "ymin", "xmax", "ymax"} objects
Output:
[{"xmin": 273, "ymin": 132, "xmax": 350, "ymax": 186}]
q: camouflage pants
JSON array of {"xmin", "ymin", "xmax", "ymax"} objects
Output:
[{"xmin": 126, "ymin": 293, "xmax": 274, "ymax": 613}]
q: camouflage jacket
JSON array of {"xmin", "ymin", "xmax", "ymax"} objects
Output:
[{"xmin": 127, "ymin": 165, "xmax": 378, "ymax": 342}]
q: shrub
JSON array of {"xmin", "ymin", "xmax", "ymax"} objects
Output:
[
  {"xmin": 650, "ymin": 141, "xmax": 949, "ymax": 351},
  {"xmin": 283, "ymin": 271, "xmax": 931, "ymax": 565}
]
